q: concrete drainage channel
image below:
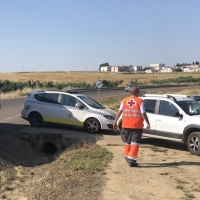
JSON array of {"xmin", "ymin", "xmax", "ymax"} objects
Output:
[{"xmin": 20, "ymin": 132, "xmax": 77, "ymax": 156}]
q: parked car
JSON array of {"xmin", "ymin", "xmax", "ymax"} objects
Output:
[
  {"xmin": 117, "ymin": 94, "xmax": 200, "ymax": 155},
  {"xmin": 125, "ymin": 82, "xmax": 138, "ymax": 92},
  {"xmin": 21, "ymin": 91, "xmax": 116, "ymax": 133}
]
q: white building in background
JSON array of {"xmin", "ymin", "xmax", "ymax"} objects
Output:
[
  {"xmin": 100, "ymin": 66, "xmax": 111, "ymax": 72},
  {"xmin": 183, "ymin": 64, "xmax": 200, "ymax": 72},
  {"xmin": 145, "ymin": 69, "xmax": 158, "ymax": 73},
  {"xmin": 100, "ymin": 65, "xmax": 143, "ymax": 73},
  {"xmin": 160, "ymin": 66, "xmax": 174, "ymax": 73},
  {"xmin": 111, "ymin": 65, "xmax": 131, "ymax": 72},
  {"xmin": 150, "ymin": 63, "xmax": 165, "ymax": 70},
  {"xmin": 130, "ymin": 66, "xmax": 143, "ymax": 72}
]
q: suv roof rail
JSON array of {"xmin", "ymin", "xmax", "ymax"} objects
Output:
[
  {"xmin": 164, "ymin": 94, "xmax": 194, "ymax": 99},
  {"xmin": 140, "ymin": 94, "xmax": 176, "ymax": 100},
  {"xmin": 164, "ymin": 94, "xmax": 188, "ymax": 97}
]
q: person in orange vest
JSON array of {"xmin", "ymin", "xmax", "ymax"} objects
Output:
[{"xmin": 113, "ymin": 85, "xmax": 150, "ymax": 167}]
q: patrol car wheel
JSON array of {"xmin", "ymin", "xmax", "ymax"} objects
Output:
[
  {"xmin": 187, "ymin": 132, "xmax": 200, "ymax": 156},
  {"xmin": 28, "ymin": 112, "xmax": 43, "ymax": 127},
  {"xmin": 85, "ymin": 118, "xmax": 101, "ymax": 133}
]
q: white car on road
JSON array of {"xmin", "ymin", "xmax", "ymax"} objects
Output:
[
  {"xmin": 117, "ymin": 94, "xmax": 200, "ymax": 155},
  {"xmin": 21, "ymin": 91, "xmax": 116, "ymax": 133}
]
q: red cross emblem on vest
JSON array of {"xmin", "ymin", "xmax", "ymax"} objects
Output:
[{"xmin": 127, "ymin": 99, "xmax": 136, "ymax": 108}]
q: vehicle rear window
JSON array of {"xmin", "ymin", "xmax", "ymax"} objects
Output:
[
  {"xmin": 143, "ymin": 99, "xmax": 156, "ymax": 113},
  {"xmin": 34, "ymin": 93, "xmax": 44, "ymax": 101},
  {"xmin": 34, "ymin": 93, "xmax": 59, "ymax": 104}
]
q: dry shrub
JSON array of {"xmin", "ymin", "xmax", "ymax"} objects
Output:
[{"xmin": 1, "ymin": 88, "xmax": 41, "ymax": 99}]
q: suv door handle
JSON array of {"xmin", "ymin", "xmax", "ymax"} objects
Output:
[{"xmin": 157, "ymin": 119, "xmax": 162, "ymax": 121}]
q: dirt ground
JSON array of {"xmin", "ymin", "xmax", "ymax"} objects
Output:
[
  {"xmin": 0, "ymin": 120, "xmax": 200, "ymax": 200},
  {"xmin": 97, "ymin": 135, "xmax": 200, "ymax": 200}
]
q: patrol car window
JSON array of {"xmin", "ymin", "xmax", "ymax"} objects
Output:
[
  {"xmin": 143, "ymin": 99, "xmax": 156, "ymax": 113},
  {"xmin": 34, "ymin": 94, "xmax": 44, "ymax": 101},
  {"xmin": 43, "ymin": 93, "xmax": 59, "ymax": 104},
  {"xmin": 78, "ymin": 95, "xmax": 104, "ymax": 109},
  {"xmin": 159, "ymin": 101, "xmax": 179, "ymax": 117},
  {"xmin": 34, "ymin": 93, "xmax": 59, "ymax": 104},
  {"xmin": 60, "ymin": 94, "xmax": 83, "ymax": 107}
]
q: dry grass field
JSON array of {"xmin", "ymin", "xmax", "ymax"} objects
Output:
[{"xmin": 1, "ymin": 71, "xmax": 200, "ymax": 85}]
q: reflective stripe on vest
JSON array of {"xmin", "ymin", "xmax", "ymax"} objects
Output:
[
  {"xmin": 123, "ymin": 109, "xmax": 141, "ymax": 113},
  {"xmin": 123, "ymin": 114, "xmax": 142, "ymax": 117}
]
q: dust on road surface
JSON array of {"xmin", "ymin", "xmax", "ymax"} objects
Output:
[{"xmin": 97, "ymin": 135, "xmax": 200, "ymax": 200}]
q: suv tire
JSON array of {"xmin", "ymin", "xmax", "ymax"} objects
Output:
[
  {"xmin": 85, "ymin": 118, "xmax": 101, "ymax": 133},
  {"xmin": 187, "ymin": 132, "xmax": 200, "ymax": 156},
  {"xmin": 28, "ymin": 112, "xmax": 43, "ymax": 127}
]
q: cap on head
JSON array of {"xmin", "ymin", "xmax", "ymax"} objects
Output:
[{"xmin": 129, "ymin": 85, "xmax": 139, "ymax": 96}]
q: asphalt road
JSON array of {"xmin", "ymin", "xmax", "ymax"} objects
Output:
[
  {"xmin": 0, "ymin": 89, "xmax": 127, "ymax": 122},
  {"xmin": 0, "ymin": 85, "xmax": 199, "ymax": 122}
]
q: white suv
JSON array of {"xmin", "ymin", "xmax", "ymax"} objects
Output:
[
  {"xmin": 117, "ymin": 94, "xmax": 200, "ymax": 156},
  {"xmin": 21, "ymin": 91, "xmax": 116, "ymax": 133}
]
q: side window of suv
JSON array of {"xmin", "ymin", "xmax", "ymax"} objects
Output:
[
  {"xmin": 159, "ymin": 100, "xmax": 179, "ymax": 117},
  {"xmin": 144, "ymin": 99, "xmax": 156, "ymax": 113},
  {"xmin": 34, "ymin": 93, "xmax": 59, "ymax": 104}
]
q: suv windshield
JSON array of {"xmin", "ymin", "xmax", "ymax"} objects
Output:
[
  {"xmin": 78, "ymin": 95, "xmax": 105, "ymax": 109},
  {"xmin": 176, "ymin": 100, "xmax": 200, "ymax": 116},
  {"xmin": 192, "ymin": 96, "xmax": 200, "ymax": 101}
]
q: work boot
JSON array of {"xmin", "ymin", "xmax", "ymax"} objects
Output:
[{"xmin": 129, "ymin": 163, "xmax": 138, "ymax": 167}]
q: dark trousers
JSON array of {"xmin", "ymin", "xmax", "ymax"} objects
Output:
[{"xmin": 123, "ymin": 128, "xmax": 143, "ymax": 165}]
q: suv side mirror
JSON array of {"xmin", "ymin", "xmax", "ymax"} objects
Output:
[
  {"xmin": 173, "ymin": 112, "xmax": 183, "ymax": 118},
  {"xmin": 75, "ymin": 103, "xmax": 84, "ymax": 109}
]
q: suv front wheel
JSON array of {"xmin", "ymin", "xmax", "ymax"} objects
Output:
[{"xmin": 187, "ymin": 132, "xmax": 200, "ymax": 156}]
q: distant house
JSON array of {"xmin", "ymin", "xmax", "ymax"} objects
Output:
[
  {"xmin": 111, "ymin": 66, "xmax": 127, "ymax": 72},
  {"xmin": 100, "ymin": 64, "xmax": 143, "ymax": 73},
  {"xmin": 145, "ymin": 69, "xmax": 158, "ymax": 73},
  {"xmin": 183, "ymin": 64, "xmax": 200, "ymax": 72},
  {"xmin": 110, "ymin": 65, "xmax": 130, "ymax": 72},
  {"xmin": 130, "ymin": 66, "xmax": 143, "ymax": 72},
  {"xmin": 150, "ymin": 63, "xmax": 165, "ymax": 70},
  {"xmin": 160, "ymin": 66, "xmax": 174, "ymax": 73},
  {"xmin": 100, "ymin": 66, "xmax": 111, "ymax": 72}
]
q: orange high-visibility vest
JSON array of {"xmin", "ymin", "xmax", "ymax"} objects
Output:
[{"xmin": 122, "ymin": 95, "xmax": 144, "ymax": 129}]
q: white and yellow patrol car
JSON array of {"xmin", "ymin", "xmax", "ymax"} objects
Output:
[{"xmin": 21, "ymin": 91, "xmax": 116, "ymax": 133}]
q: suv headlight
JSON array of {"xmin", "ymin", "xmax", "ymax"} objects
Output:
[{"xmin": 103, "ymin": 115, "xmax": 115, "ymax": 120}]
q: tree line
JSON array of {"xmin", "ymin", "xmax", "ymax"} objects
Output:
[{"xmin": 0, "ymin": 79, "xmax": 124, "ymax": 93}]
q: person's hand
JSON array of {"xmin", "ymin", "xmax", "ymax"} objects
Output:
[
  {"xmin": 147, "ymin": 124, "xmax": 150, "ymax": 130},
  {"xmin": 113, "ymin": 122, "xmax": 118, "ymax": 131}
]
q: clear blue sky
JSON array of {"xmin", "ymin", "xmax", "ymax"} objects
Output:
[{"xmin": 1, "ymin": 0, "xmax": 200, "ymax": 72}]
